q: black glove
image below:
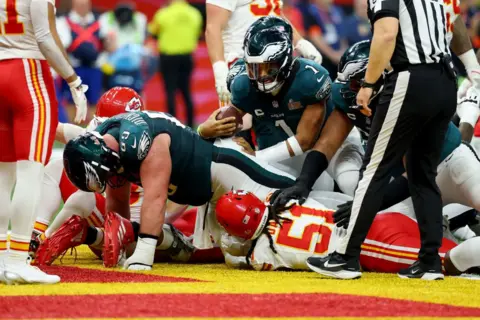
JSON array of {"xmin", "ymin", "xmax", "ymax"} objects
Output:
[
  {"xmin": 270, "ymin": 181, "xmax": 310, "ymax": 213},
  {"xmin": 333, "ymin": 200, "xmax": 353, "ymax": 228}
]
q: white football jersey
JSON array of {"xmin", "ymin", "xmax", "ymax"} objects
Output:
[
  {"xmin": 443, "ymin": 0, "xmax": 461, "ymax": 45},
  {"xmin": 0, "ymin": 0, "xmax": 53, "ymax": 60},
  {"xmin": 249, "ymin": 199, "xmax": 335, "ymax": 271},
  {"xmin": 206, "ymin": 0, "xmax": 283, "ymax": 63}
]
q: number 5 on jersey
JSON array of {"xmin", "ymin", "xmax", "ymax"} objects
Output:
[{"xmin": 1, "ymin": 0, "xmax": 24, "ymax": 35}]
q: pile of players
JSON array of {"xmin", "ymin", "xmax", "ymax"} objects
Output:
[
  {"xmin": 26, "ymin": 13, "xmax": 480, "ymax": 283},
  {"xmin": 2, "ymin": 0, "xmax": 480, "ymax": 285}
]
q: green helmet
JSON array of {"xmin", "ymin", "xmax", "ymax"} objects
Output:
[
  {"xmin": 244, "ymin": 16, "xmax": 293, "ymax": 45},
  {"xmin": 63, "ymin": 132, "xmax": 122, "ymax": 193},
  {"xmin": 336, "ymin": 40, "xmax": 383, "ymax": 103},
  {"xmin": 244, "ymin": 26, "xmax": 294, "ymax": 93}
]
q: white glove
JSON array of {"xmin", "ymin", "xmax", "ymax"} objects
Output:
[
  {"xmin": 457, "ymin": 86, "xmax": 480, "ymax": 127},
  {"xmin": 467, "ymin": 68, "xmax": 480, "ymax": 92},
  {"xmin": 68, "ymin": 77, "xmax": 88, "ymax": 124},
  {"xmin": 295, "ymin": 39, "xmax": 323, "ymax": 65},
  {"xmin": 213, "ymin": 61, "xmax": 231, "ymax": 105},
  {"xmin": 458, "ymin": 78, "xmax": 472, "ymax": 100},
  {"xmin": 123, "ymin": 237, "xmax": 156, "ymax": 271}
]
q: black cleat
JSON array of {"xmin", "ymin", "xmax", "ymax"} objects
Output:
[
  {"xmin": 398, "ymin": 259, "xmax": 444, "ymax": 280},
  {"xmin": 306, "ymin": 252, "xmax": 362, "ymax": 279}
]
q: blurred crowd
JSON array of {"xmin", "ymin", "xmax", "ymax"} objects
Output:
[{"xmin": 54, "ymin": 0, "xmax": 479, "ymax": 125}]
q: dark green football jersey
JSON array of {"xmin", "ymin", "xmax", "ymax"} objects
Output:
[
  {"xmin": 231, "ymin": 58, "xmax": 333, "ymax": 150},
  {"xmin": 95, "ymin": 111, "xmax": 214, "ymax": 205},
  {"xmin": 331, "ymin": 81, "xmax": 461, "ymax": 162}
]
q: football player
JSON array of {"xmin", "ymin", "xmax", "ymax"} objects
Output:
[
  {"xmin": 271, "ymin": 40, "xmax": 480, "ymax": 222},
  {"xmin": 200, "ymin": 17, "xmax": 364, "ymax": 196},
  {"xmin": 32, "ymin": 88, "xmax": 193, "ymax": 268},
  {"xmin": 62, "ymin": 109, "xmax": 296, "ymax": 270},
  {"xmin": 0, "ymin": 0, "xmax": 90, "ymax": 284},
  {"xmin": 216, "ymin": 190, "xmax": 480, "ymax": 278},
  {"xmin": 206, "ymin": 0, "xmax": 322, "ymax": 104}
]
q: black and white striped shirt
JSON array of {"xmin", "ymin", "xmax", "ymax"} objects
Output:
[{"xmin": 368, "ymin": 0, "xmax": 460, "ymax": 67}]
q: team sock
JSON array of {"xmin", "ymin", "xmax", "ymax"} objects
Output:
[{"xmin": 0, "ymin": 163, "xmax": 15, "ymax": 258}]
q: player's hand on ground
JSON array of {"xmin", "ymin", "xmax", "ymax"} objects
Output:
[
  {"xmin": 198, "ymin": 109, "xmax": 238, "ymax": 138},
  {"xmin": 333, "ymin": 200, "xmax": 353, "ymax": 228},
  {"xmin": 269, "ymin": 182, "xmax": 309, "ymax": 213},
  {"xmin": 233, "ymin": 137, "xmax": 255, "ymax": 155},
  {"xmin": 356, "ymin": 87, "xmax": 373, "ymax": 117},
  {"xmin": 68, "ymin": 77, "xmax": 88, "ymax": 124}
]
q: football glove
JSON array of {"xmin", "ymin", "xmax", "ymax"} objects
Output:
[
  {"xmin": 270, "ymin": 182, "xmax": 310, "ymax": 213},
  {"xmin": 457, "ymin": 86, "xmax": 480, "ymax": 127},
  {"xmin": 213, "ymin": 61, "xmax": 231, "ymax": 105},
  {"xmin": 333, "ymin": 200, "xmax": 353, "ymax": 228},
  {"xmin": 295, "ymin": 39, "xmax": 323, "ymax": 65},
  {"xmin": 68, "ymin": 77, "xmax": 88, "ymax": 124}
]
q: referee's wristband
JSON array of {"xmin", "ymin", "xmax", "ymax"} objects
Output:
[{"xmin": 361, "ymin": 80, "xmax": 376, "ymax": 89}]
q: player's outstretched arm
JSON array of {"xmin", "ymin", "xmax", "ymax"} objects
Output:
[
  {"xmin": 270, "ymin": 109, "xmax": 354, "ymax": 209},
  {"xmin": 124, "ymin": 134, "xmax": 171, "ymax": 271},
  {"xmin": 30, "ymin": 0, "xmax": 87, "ymax": 123},
  {"xmin": 205, "ymin": 2, "xmax": 232, "ymax": 104},
  {"xmin": 452, "ymin": 18, "xmax": 480, "ymax": 93}
]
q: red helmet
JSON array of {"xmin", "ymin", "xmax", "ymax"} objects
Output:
[
  {"xmin": 96, "ymin": 87, "xmax": 144, "ymax": 119},
  {"xmin": 215, "ymin": 190, "xmax": 269, "ymax": 240}
]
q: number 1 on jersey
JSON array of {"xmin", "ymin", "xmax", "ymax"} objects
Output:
[{"xmin": 1, "ymin": 0, "xmax": 24, "ymax": 35}]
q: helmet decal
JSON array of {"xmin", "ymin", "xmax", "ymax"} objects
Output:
[
  {"xmin": 125, "ymin": 97, "xmax": 143, "ymax": 112},
  {"xmin": 337, "ymin": 58, "xmax": 369, "ymax": 82},
  {"xmin": 84, "ymin": 161, "xmax": 105, "ymax": 193}
]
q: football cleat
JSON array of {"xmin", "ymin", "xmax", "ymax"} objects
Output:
[
  {"xmin": 34, "ymin": 215, "xmax": 88, "ymax": 266},
  {"xmin": 3, "ymin": 256, "xmax": 60, "ymax": 285},
  {"xmin": 103, "ymin": 212, "xmax": 135, "ymax": 268},
  {"xmin": 162, "ymin": 224, "xmax": 195, "ymax": 262}
]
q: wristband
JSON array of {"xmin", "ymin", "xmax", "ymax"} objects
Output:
[
  {"xmin": 68, "ymin": 77, "xmax": 82, "ymax": 89},
  {"xmin": 459, "ymin": 49, "xmax": 480, "ymax": 72},
  {"xmin": 297, "ymin": 151, "xmax": 329, "ymax": 190},
  {"xmin": 287, "ymin": 136, "xmax": 304, "ymax": 156},
  {"xmin": 361, "ymin": 79, "xmax": 377, "ymax": 89}
]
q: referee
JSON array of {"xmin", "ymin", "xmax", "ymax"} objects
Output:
[{"xmin": 271, "ymin": 0, "xmax": 480, "ymax": 280}]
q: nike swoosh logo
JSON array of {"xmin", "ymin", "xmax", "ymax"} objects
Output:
[
  {"xmin": 132, "ymin": 138, "xmax": 137, "ymax": 148},
  {"xmin": 317, "ymin": 75, "xmax": 325, "ymax": 83},
  {"xmin": 325, "ymin": 261, "xmax": 346, "ymax": 268}
]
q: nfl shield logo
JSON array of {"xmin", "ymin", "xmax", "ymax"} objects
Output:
[{"xmin": 272, "ymin": 100, "xmax": 279, "ymax": 108}]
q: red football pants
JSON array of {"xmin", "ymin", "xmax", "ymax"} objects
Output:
[
  {"xmin": 361, "ymin": 213, "xmax": 457, "ymax": 273},
  {"xmin": 0, "ymin": 59, "xmax": 58, "ymax": 163}
]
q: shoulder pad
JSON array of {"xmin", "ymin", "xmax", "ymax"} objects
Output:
[
  {"xmin": 230, "ymin": 73, "xmax": 253, "ymax": 112},
  {"xmin": 296, "ymin": 59, "xmax": 332, "ymax": 105}
]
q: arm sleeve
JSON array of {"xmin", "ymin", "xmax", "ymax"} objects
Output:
[
  {"xmin": 206, "ymin": 0, "xmax": 237, "ymax": 12},
  {"xmin": 30, "ymin": 0, "xmax": 75, "ymax": 80},
  {"xmin": 371, "ymin": 0, "xmax": 400, "ymax": 22}
]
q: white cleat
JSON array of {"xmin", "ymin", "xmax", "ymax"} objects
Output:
[{"xmin": 3, "ymin": 257, "xmax": 60, "ymax": 285}]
